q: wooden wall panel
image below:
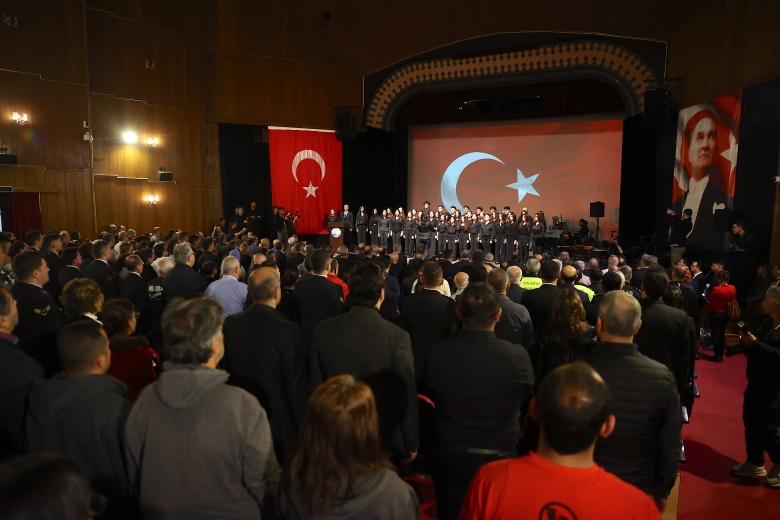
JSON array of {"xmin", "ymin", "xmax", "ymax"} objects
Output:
[
  {"xmin": 85, "ymin": 0, "xmax": 143, "ymax": 21},
  {"xmin": 203, "ymin": 51, "xmax": 363, "ymax": 128},
  {"xmin": 668, "ymin": 0, "xmax": 780, "ymax": 105},
  {"xmin": 142, "ymin": 0, "xmax": 204, "ymax": 40},
  {"xmin": 204, "ymin": 0, "xmax": 345, "ymax": 65},
  {"xmin": 0, "ymin": 165, "xmax": 92, "ymax": 235},
  {"xmin": 0, "ymin": 0, "xmax": 87, "ymax": 84},
  {"xmin": 0, "ymin": 71, "xmax": 89, "ymax": 171}
]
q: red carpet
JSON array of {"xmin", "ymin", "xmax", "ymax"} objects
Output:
[{"xmin": 679, "ymin": 349, "xmax": 780, "ymax": 518}]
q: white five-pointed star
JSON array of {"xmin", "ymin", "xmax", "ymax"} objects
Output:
[
  {"xmin": 303, "ymin": 181, "xmax": 319, "ymax": 198},
  {"xmin": 720, "ymin": 130, "xmax": 738, "ymax": 177},
  {"xmin": 506, "ymin": 169, "xmax": 540, "ymax": 202}
]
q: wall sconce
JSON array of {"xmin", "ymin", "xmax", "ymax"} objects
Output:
[
  {"xmin": 11, "ymin": 112, "xmax": 27, "ymax": 125},
  {"xmin": 146, "ymin": 137, "xmax": 159, "ymax": 147},
  {"xmin": 147, "ymin": 195, "xmax": 160, "ymax": 205},
  {"xmin": 122, "ymin": 130, "xmax": 138, "ymax": 144}
]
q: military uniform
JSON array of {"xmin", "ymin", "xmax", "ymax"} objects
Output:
[{"xmin": 11, "ymin": 281, "xmax": 63, "ymax": 377}]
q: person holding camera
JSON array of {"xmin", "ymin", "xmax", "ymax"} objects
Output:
[{"xmin": 730, "ymin": 287, "xmax": 780, "ymax": 488}]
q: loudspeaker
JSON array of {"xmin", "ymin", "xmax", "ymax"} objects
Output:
[
  {"xmin": 590, "ymin": 202, "xmax": 605, "ymax": 218},
  {"xmin": 335, "ymin": 112, "xmax": 356, "ymax": 141},
  {"xmin": 644, "ymin": 88, "xmax": 672, "ymax": 125},
  {"xmin": 156, "ymin": 170, "xmax": 173, "ymax": 182}
]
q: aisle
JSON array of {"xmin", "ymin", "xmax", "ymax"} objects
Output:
[{"xmin": 678, "ymin": 347, "xmax": 780, "ymax": 518}]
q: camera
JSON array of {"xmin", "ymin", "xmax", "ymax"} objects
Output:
[{"xmin": 725, "ymin": 320, "xmax": 749, "ymax": 357}]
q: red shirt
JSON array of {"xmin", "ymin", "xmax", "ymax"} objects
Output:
[
  {"xmin": 459, "ymin": 451, "xmax": 660, "ymax": 520},
  {"xmin": 327, "ymin": 273, "xmax": 349, "ymax": 298},
  {"xmin": 705, "ymin": 283, "xmax": 737, "ymax": 313}
]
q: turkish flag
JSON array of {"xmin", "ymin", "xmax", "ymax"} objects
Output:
[{"xmin": 269, "ymin": 128, "xmax": 342, "ymax": 235}]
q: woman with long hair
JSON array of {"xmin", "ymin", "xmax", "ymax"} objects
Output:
[
  {"xmin": 280, "ymin": 375, "xmax": 419, "ymax": 519},
  {"xmin": 535, "ymin": 290, "xmax": 596, "ymax": 384}
]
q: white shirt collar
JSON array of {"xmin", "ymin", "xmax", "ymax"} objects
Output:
[{"xmin": 683, "ymin": 175, "xmax": 709, "ymax": 228}]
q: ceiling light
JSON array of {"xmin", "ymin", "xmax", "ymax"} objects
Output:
[{"xmin": 122, "ymin": 130, "xmax": 138, "ymax": 144}]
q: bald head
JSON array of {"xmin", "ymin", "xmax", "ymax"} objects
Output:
[
  {"xmin": 561, "ymin": 264, "xmax": 577, "ymax": 284},
  {"xmin": 249, "ymin": 266, "xmax": 281, "ymax": 306},
  {"xmin": 454, "ymin": 272, "xmax": 469, "ymax": 290}
]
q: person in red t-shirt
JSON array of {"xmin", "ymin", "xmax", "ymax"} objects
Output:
[
  {"xmin": 459, "ymin": 361, "xmax": 661, "ymax": 520},
  {"xmin": 705, "ymin": 270, "xmax": 737, "ymax": 362}
]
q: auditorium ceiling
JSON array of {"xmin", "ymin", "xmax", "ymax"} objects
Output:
[{"xmin": 266, "ymin": 0, "xmax": 699, "ymax": 75}]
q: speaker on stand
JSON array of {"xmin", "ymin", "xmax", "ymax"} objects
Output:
[{"xmin": 590, "ymin": 201, "xmax": 605, "ymax": 246}]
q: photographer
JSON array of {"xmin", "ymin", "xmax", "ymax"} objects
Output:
[{"xmin": 730, "ymin": 287, "xmax": 780, "ymax": 488}]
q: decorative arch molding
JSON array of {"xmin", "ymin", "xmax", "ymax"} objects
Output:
[{"xmin": 365, "ymin": 39, "xmax": 658, "ymax": 130}]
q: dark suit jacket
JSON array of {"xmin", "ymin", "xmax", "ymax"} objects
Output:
[
  {"xmin": 83, "ymin": 259, "xmax": 119, "ymax": 300},
  {"xmin": 11, "ymin": 282, "xmax": 64, "ymax": 377},
  {"xmin": 398, "ymin": 289, "xmax": 458, "ymax": 385},
  {"xmin": 438, "ymin": 260, "xmax": 459, "ymax": 286},
  {"xmin": 43, "ymin": 251, "xmax": 63, "ymax": 301},
  {"xmin": 0, "ymin": 337, "xmax": 44, "ymax": 459},
  {"xmin": 286, "ymin": 253, "xmax": 305, "ymax": 271},
  {"xmin": 631, "ymin": 268, "xmax": 649, "ymax": 290},
  {"xmin": 633, "ymin": 298, "xmax": 696, "ymax": 393},
  {"xmin": 673, "ymin": 180, "xmax": 728, "ymax": 250},
  {"xmin": 336, "ymin": 255, "xmax": 356, "ymax": 279},
  {"xmin": 312, "ymin": 305, "xmax": 419, "ymax": 455},
  {"xmin": 162, "ymin": 264, "xmax": 207, "ymax": 304},
  {"xmin": 425, "ymin": 329, "xmax": 534, "ymax": 449},
  {"xmin": 520, "ymin": 283, "xmax": 560, "ymax": 334},
  {"xmin": 292, "ymin": 275, "xmax": 343, "ymax": 346},
  {"xmin": 120, "ymin": 272, "xmax": 151, "ymax": 335},
  {"xmin": 495, "ymin": 294, "xmax": 534, "ymax": 349},
  {"xmin": 223, "ymin": 304, "xmax": 308, "ymax": 462},
  {"xmin": 560, "ymin": 284, "xmax": 589, "ymax": 307},
  {"xmin": 506, "ymin": 283, "xmax": 525, "ymax": 304},
  {"xmin": 58, "ymin": 265, "xmax": 84, "ymax": 291},
  {"xmin": 453, "ymin": 259, "xmax": 472, "ymax": 273}
]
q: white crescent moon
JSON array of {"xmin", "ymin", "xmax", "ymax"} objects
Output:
[
  {"xmin": 291, "ymin": 150, "xmax": 326, "ymax": 183},
  {"xmin": 440, "ymin": 152, "xmax": 505, "ymax": 210}
]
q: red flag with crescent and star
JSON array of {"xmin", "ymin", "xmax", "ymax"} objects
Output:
[{"xmin": 269, "ymin": 128, "xmax": 342, "ymax": 235}]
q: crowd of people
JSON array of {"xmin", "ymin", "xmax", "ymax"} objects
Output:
[{"xmin": 0, "ymin": 210, "xmax": 778, "ymax": 519}]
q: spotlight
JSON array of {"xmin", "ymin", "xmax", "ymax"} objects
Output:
[
  {"xmin": 122, "ymin": 131, "xmax": 138, "ymax": 144},
  {"xmin": 11, "ymin": 112, "xmax": 27, "ymax": 125},
  {"xmin": 146, "ymin": 137, "xmax": 159, "ymax": 147}
]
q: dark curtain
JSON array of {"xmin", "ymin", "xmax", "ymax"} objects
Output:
[
  {"xmin": 342, "ymin": 127, "xmax": 403, "ymax": 211},
  {"xmin": 11, "ymin": 193, "xmax": 42, "ymax": 238},
  {"xmin": 218, "ymin": 124, "xmax": 271, "ymax": 227}
]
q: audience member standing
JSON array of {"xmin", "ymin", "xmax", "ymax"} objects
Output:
[
  {"xmin": 162, "ymin": 242, "xmax": 207, "ymax": 303},
  {"xmin": 704, "ymin": 270, "xmax": 737, "ymax": 363},
  {"xmin": 487, "ymin": 268, "xmax": 534, "ymax": 349},
  {"xmin": 11, "ymin": 251, "xmax": 64, "ymax": 377},
  {"xmin": 125, "ymin": 297, "xmax": 279, "ymax": 519},
  {"xmin": 580, "ymin": 291, "xmax": 680, "ymax": 512},
  {"xmin": 312, "ymin": 261, "xmax": 419, "ymax": 461},
  {"xmin": 83, "ymin": 240, "xmax": 119, "ymax": 300},
  {"xmin": 119, "ymin": 254, "xmax": 151, "ymax": 336},
  {"xmin": 425, "ymin": 283, "xmax": 534, "ymax": 520},
  {"xmin": 223, "ymin": 267, "xmax": 308, "ymax": 463},
  {"xmin": 521, "ymin": 260, "xmax": 561, "ymax": 335},
  {"xmin": 26, "ymin": 321, "xmax": 132, "ymax": 516},
  {"xmin": 58, "ymin": 246, "xmax": 84, "ymax": 291},
  {"xmin": 293, "ymin": 249, "xmax": 343, "ymax": 356},
  {"xmin": 205, "ymin": 256, "xmax": 248, "ymax": 317},
  {"xmin": 460, "ymin": 362, "xmax": 660, "ymax": 520}
]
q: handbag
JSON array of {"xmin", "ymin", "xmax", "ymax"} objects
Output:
[{"xmin": 727, "ymin": 299, "xmax": 741, "ymax": 320}]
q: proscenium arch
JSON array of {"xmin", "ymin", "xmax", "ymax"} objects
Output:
[{"xmin": 365, "ymin": 38, "xmax": 658, "ymax": 130}]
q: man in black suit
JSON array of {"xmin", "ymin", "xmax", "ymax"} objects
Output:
[
  {"xmin": 83, "ymin": 240, "xmax": 119, "ymax": 301},
  {"xmin": 293, "ymin": 249, "xmax": 343, "ymax": 354},
  {"xmin": 618, "ymin": 265, "xmax": 642, "ymax": 301},
  {"xmin": 222, "ymin": 266, "xmax": 308, "ymax": 462},
  {"xmin": 631, "ymin": 254, "xmax": 655, "ymax": 289},
  {"xmin": 462, "ymin": 249, "xmax": 488, "ymax": 284},
  {"xmin": 670, "ymin": 265, "xmax": 700, "ymax": 324},
  {"xmin": 58, "ymin": 247, "xmax": 84, "ymax": 291},
  {"xmin": 560, "ymin": 264, "xmax": 590, "ymax": 307},
  {"xmin": 398, "ymin": 261, "xmax": 457, "ymax": 386},
  {"xmin": 120, "ymin": 255, "xmax": 151, "ymax": 336},
  {"xmin": 521, "ymin": 260, "xmax": 561, "ymax": 335},
  {"xmin": 505, "ymin": 266, "xmax": 525, "ymax": 304},
  {"xmin": 311, "ymin": 261, "xmax": 418, "ymax": 460},
  {"xmin": 425, "ymin": 282, "xmax": 534, "ymax": 520},
  {"xmin": 0, "ymin": 286, "xmax": 44, "ymax": 461},
  {"xmin": 285, "ymin": 242, "xmax": 306, "ymax": 271},
  {"xmin": 335, "ymin": 245, "xmax": 355, "ymax": 280},
  {"xmin": 586, "ymin": 271, "xmax": 624, "ymax": 326},
  {"xmin": 487, "ymin": 268, "xmax": 534, "ymax": 349},
  {"xmin": 453, "ymin": 249, "xmax": 472, "ymax": 273},
  {"xmin": 41, "ymin": 233, "xmax": 64, "ymax": 301},
  {"xmin": 11, "ymin": 252, "xmax": 64, "ymax": 377},
  {"xmin": 340, "ymin": 204, "xmax": 354, "ymax": 246},
  {"xmin": 438, "ymin": 249, "xmax": 459, "ymax": 288},
  {"xmin": 633, "ymin": 269, "xmax": 696, "ymax": 394},
  {"xmin": 162, "ymin": 242, "xmax": 207, "ymax": 304}
]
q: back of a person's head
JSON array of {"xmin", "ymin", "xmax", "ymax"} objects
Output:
[
  {"xmin": 161, "ymin": 296, "xmax": 223, "ymax": 364},
  {"xmin": 421, "ymin": 260, "xmax": 443, "ymax": 287},
  {"xmin": 61, "ymin": 278, "xmax": 102, "ymax": 317},
  {"xmin": 57, "ymin": 320, "xmax": 108, "ymax": 375},
  {"xmin": 284, "ymin": 374, "xmax": 387, "ymax": 515},
  {"xmin": 642, "ymin": 269, "xmax": 669, "ymax": 299},
  {"xmin": 536, "ymin": 361, "xmax": 611, "ymax": 455},
  {"xmin": 172, "ymin": 242, "xmax": 193, "ymax": 265},
  {"xmin": 506, "ymin": 265, "xmax": 522, "ymax": 284},
  {"xmin": 486, "ymin": 268, "xmax": 508, "ymax": 294},
  {"xmin": 590, "ymin": 268, "xmax": 603, "ymax": 282},
  {"xmin": 346, "ymin": 262, "xmax": 384, "ymax": 307},
  {"xmin": 560, "ymin": 264, "xmax": 577, "ymax": 284},
  {"xmin": 550, "ymin": 290, "xmax": 586, "ymax": 338},
  {"xmin": 662, "ymin": 285, "xmax": 684, "ymax": 310},
  {"xmin": 618, "ymin": 264, "xmax": 632, "ymax": 282},
  {"xmin": 0, "ymin": 453, "xmax": 105, "ymax": 520},
  {"xmin": 598, "ymin": 291, "xmax": 641, "ymax": 337},
  {"xmin": 92, "ymin": 240, "xmax": 109, "ymax": 260},
  {"xmin": 311, "ymin": 249, "xmax": 330, "ymax": 273},
  {"xmin": 716, "ymin": 270, "xmax": 731, "ymax": 283},
  {"xmin": 249, "ymin": 266, "xmax": 281, "ymax": 302},
  {"xmin": 410, "ymin": 258, "xmax": 425, "ymax": 274},
  {"xmin": 459, "ymin": 283, "xmax": 499, "ymax": 329},
  {"xmin": 471, "ymin": 249, "xmax": 484, "ymax": 264},
  {"xmin": 540, "ymin": 260, "xmax": 561, "ymax": 282},
  {"xmin": 525, "ymin": 258, "xmax": 540, "ymax": 276},
  {"xmin": 282, "ymin": 268, "xmax": 299, "ymax": 288},
  {"xmin": 461, "ymin": 249, "xmax": 471, "ymax": 260},
  {"xmin": 23, "ymin": 231, "xmax": 41, "ymax": 248},
  {"xmin": 100, "ymin": 298, "xmax": 134, "ymax": 338},
  {"xmin": 601, "ymin": 271, "xmax": 623, "ymax": 293},
  {"xmin": 154, "ymin": 256, "xmax": 175, "ymax": 276}
]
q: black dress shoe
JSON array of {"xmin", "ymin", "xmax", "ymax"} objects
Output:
[{"xmin": 693, "ymin": 382, "xmax": 700, "ymax": 398}]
